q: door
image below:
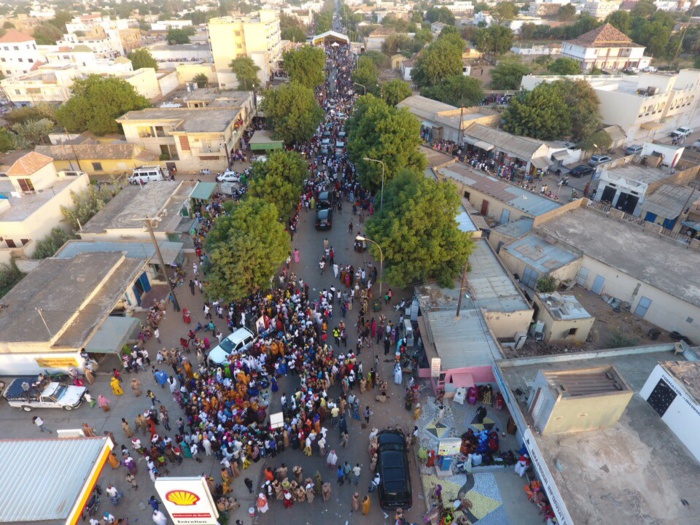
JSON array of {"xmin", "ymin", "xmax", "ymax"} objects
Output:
[
  {"xmin": 480, "ymin": 199, "xmax": 489, "ymax": 215},
  {"xmin": 600, "ymin": 186, "xmax": 616, "ymax": 204},
  {"xmin": 644, "ymin": 212, "xmax": 657, "ymax": 224},
  {"xmin": 138, "ymin": 272, "xmax": 151, "ymax": 293},
  {"xmin": 576, "ymin": 267, "xmax": 589, "ymax": 287},
  {"xmin": 500, "ymin": 208, "xmax": 511, "ymax": 224},
  {"xmin": 634, "ymin": 296, "xmax": 652, "ymax": 318},
  {"xmin": 591, "ymin": 274, "xmax": 605, "ymax": 294},
  {"xmin": 616, "ymin": 192, "xmax": 639, "ymax": 214}
]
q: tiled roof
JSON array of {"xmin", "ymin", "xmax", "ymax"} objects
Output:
[
  {"xmin": 35, "ymin": 143, "xmax": 156, "ymax": 161},
  {"xmin": 0, "ymin": 29, "xmax": 35, "ymax": 43},
  {"xmin": 6, "ymin": 152, "xmax": 54, "ymax": 176},
  {"xmin": 568, "ymin": 23, "xmax": 638, "ymax": 48}
]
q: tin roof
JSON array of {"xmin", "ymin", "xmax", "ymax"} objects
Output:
[{"xmin": 0, "ymin": 437, "xmax": 110, "ymax": 522}]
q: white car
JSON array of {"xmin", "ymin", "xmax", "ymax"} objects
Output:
[
  {"xmin": 671, "ymin": 127, "xmax": 693, "ymax": 139},
  {"xmin": 208, "ymin": 327, "xmax": 256, "ymax": 365},
  {"xmin": 216, "ymin": 171, "xmax": 241, "ymax": 183}
]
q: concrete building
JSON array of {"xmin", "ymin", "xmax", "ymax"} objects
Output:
[
  {"xmin": 444, "ymin": 1, "xmax": 475, "ymax": 14},
  {"xmin": 397, "ymin": 95, "xmax": 500, "ymax": 144},
  {"xmin": 63, "ymin": 13, "xmax": 133, "ymax": 57},
  {"xmin": 208, "ymin": 10, "xmax": 282, "ymax": 86},
  {"xmin": 34, "ymin": 143, "xmax": 159, "ymax": 176},
  {"xmin": 497, "ymin": 347, "xmax": 700, "ymax": 525},
  {"xmin": 581, "ymin": 0, "xmax": 623, "ymax": 19},
  {"xmin": 532, "ymin": 292, "xmax": 595, "ymax": 344},
  {"xmin": 0, "ymin": 251, "xmax": 146, "ymax": 374},
  {"xmin": 0, "ymin": 152, "xmax": 89, "ymax": 264},
  {"xmin": 511, "ymin": 43, "xmax": 562, "ymax": 56},
  {"xmin": 521, "ymin": 69, "xmax": 700, "ymax": 141},
  {"xmin": 0, "ymin": 29, "xmax": 41, "ymax": 78},
  {"xmin": 561, "ymin": 23, "xmax": 649, "ymax": 72},
  {"xmin": 365, "ymin": 27, "xmax": 396, "ymax": 52},
  {"xmin": 150, "ymin": 20, "xmax": 194, "ymax": 32},
  {"xmin": 116, "ymin": 92, "xmax": 253, "ymax": 172},
  {"xmin": 147, "ymin": 43, "xmax": 213, "ymax": 68},
  {"xmin": 639, "ymin": 183, "xmax": 700, "ymax": 230}
]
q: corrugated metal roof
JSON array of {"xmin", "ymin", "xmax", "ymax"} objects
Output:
[
  {"xmin": 0, "ymin": 437, "xmax": 108, "ymax": 522},
  {"xmin": 504, "ymin": 234, "xmax": 580, "ymax": 274},
  {"xmin": 463, "ymin": 124, "xmax": 548, "ymax": 160},
  {"xmin": 55, "ymin": 240, "xmax": 183, "ymax": 265},
  {"xmin": 190, "ymin": 181, "xmax": 217, "ymax": 201},
  {"xmin": 640, "ymin": 184, "xmax": 696, "ymax": 220},
  {"xmin": 492, "ymin": 217, "xmax": 534, "ymax": 239},
  {"xmin": 424, "ymin": 308, "xmax": 498, "ymax": 369}
]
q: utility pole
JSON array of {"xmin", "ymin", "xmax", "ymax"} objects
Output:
[
  {"xmin": 456, "ymin": 262, "xmax": 469, "ymax": 319},
  {"xmin": 145, "ymin": 217, "xmax": 181, "ymax": 312}
]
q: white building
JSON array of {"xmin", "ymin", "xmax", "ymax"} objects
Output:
[
  {"xmin": 581, "ymin": 0, "xmax": 623, "ymax": 20},
  {"xmin": 63, "ymin": 14, "xmax": 131, "ymax": 57},
  {"xmin": 147, "ymin": 43, "xmax": 213, "ymax": 68},
  {"xmin": 511, "ymin": 43, "xmax": 562, "ymax": 56},
  {"xmin": 561, "ymin": 23, "xmax": 649, "ymax": 72},
  {"xmin": 150, "ymin": 20, "xmax": 194, "ymax": 32},
  {"xmin": 444, "ymin": 2, "xmax": 475, "ymax": 14},
  {"xmin": 521, "ymin": 69, "xmax": 700, "ymax": 141},
  {"xmin": 0, "ymin": 30, "xmax": 42, "ymax": 78}
]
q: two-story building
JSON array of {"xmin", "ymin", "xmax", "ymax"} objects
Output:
[
  {"xmin": 561, "ymin": 23, "xmax": 649, "ymax": 72},
  {"xmin": 116, "ymin": 91, "xmax": 253, "ymax": 172},
  {"xmin": 0, "ymin": 29, "xmax": 42, "ymax": 78}
]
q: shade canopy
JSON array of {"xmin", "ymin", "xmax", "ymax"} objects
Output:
[{"xmin": 85, "ymin": 316, "xmax": 140, "ymax": 353}]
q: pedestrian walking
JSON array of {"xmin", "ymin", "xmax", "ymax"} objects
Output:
[
  {"xmin": 294, "ymin": 248, "xmax": 300, "ymax": 264},
  {"xmin": 33, "ymin": 416, "xmax": 50, "ymax": 433},
  {"xmin": 336, "ymin": 464, "xmax": 345, "ymax": 485},
  {"xmin": 152, "ymin": 509, "xmax": 167, "ymax": 525},
  {"xmin": 353, "ymin": 463, "xmax": 361, "ymax": 485},
  {"xmin": 351, "ymin": 492, "xmax": 360, "ymax": 513},
  {"xmin": 189, "ymin": 280, "xmax": 195, "ymax": 295},
  {"xmin": 98, "ymin": 394, "xmax": 111, "ymax": 412},
  {"xmin": 369, "ymin": 473, "xmax": 380, "ymax": 493},
  {"xmin": 154, "ymin": 328, "xmax": 161, "ymax": 343},
  {"xmin": 121, "ymin": 418, "xmax": 134, "ymax": 438},
  {"xmin": 146, "ymin": 390, "xmax": 160, "ymax": 406},
  {"xmin": 362, "ymin": 495, "xmax": 371, "ymax": 515},
  {"xmin": 131, "ymin": 378, "xmax": 142, "ymax": 396},
  {"xmin": 148, "ymin": 495, "xmax": 160, "ymax": 511},
  {"xmin": 126, "ymin": 473, "xmax": 138, "ymax": 490},
  {"xmin": 364, "ymin": 406, "xmax": 371, "ymax": 424},
  {"xmin": 244, "ymin": 477, "xmax": 254, "ymax": 494}
]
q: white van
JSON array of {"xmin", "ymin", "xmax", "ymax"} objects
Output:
[
  {"xmin": 129, "ymin": 166, "xmax": 167, "ymax": 185},
  {"xmin": 208, "ymin": 327, "xmax": 256, "ymax": 365}
]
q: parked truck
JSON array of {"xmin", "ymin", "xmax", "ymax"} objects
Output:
[{"xmin": 2, "ymin": 376, "xmax": 86, "ymax": 411}]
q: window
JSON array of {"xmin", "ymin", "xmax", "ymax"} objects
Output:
[
  {"xmin": 0, "ymin": 58, "xmax": 4, "ymax": 62},
  {"xmin": 28, "ymin": 58, "xmax": 33, "ymax": 63},
  {"xmin": 5, "ymin": 239, "xmax": 16, "ymax": 248},
  {"xmin": 521, "ymin": 266, "xmax": 539, "ymax": 289},
  {"xmin": 18, "ymin": 58, "xmax": 22, "ymax": 62},
  {"xmin": 13, "ymin": 46, "xmax": 18, "ymax": 50},
  {"xmin": 568, "ymin": 328, "xmax": 578, "ymax": 336},
  {"xmin": 91, "ymin": 162, "xmax": 103, "ymax": 172},
  {"xmin": 18, "ymin": 178, "xmax": 35, "ymax": 192},
  {"xmin": 20, "ymin": 239, "xmax": 29, "ymax": 246}
]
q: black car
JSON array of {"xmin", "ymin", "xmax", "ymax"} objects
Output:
[
  {"xmin": 376, "ymin": 430, "xmax": 412, "ymax": 511},
  {"xmin": 569, "ymin": 165, "xmax": 594, "ymax": 178},
  {"xmin": 317, "ymin": 191, "xmax": 333, "ymax": 210},
  {"xmin": 315, "ymin": 207, "xmax": 333, "ymax": 230}
]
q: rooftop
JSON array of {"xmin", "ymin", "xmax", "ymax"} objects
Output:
[
  {"xmin": 0, "ymin": 178, "xmax": 78, "ymax": 222},
  {"xmin": 659, "ymin": 360, "xmax": 700, "ymax": 404},
  {"xmin": 35, "ymin": 143, "xmax": 158, "ymax": 162},
  {"xmin": 0, "ymin": 29, "xmax": 35, "ymax": 43},
  {"xmin": 640, "ymin": 184, "xmax": 698, "ymax": 219},
  {"xmin": 397, "ymin": 96, "xmax": 498, "ymax": 130},
  {"xmin": 502, "ymin": 233, "xmax": 580, "ymax": 274},
  {"xmin": 0, "ymin": 252, "xmax": 143, "ymax": 346},
  {"xmin": 420, "ymin": 145, "xmax": 456, "ymax": 169},
  {"xmin": 468, "ymin": 238, "xmax": 531, "ymax": 313},
  {"xmin": 6, "ymin": 152, "xmax": 54, "ymax": 177},
  {"xmin": 149, "ymin": 42, "xmax": 211, "ymax": 52},
  {"xmin": 536, "ymin": 205, "xmax": 700, "ymax": 307},
  {"xmin": 601, "ymin": 162, "xmax": 674, "ymax": 187},
  {"xmin": 542, "ymin": 365, "xmax": 630, "ymax": 397},
  {"xmin": 55, "ymin": 239, "xmax": 183, "ymax": 265},
  {"xmin": 498, "ymin": 348, "xmax": 700, "ymax": 525},
  {"xmin": 568, "ymin": 23, "xmax": 640, "ymax": 48},
  {"xmin": 81, "ymin": 181, "xmax": 195, "ymax": 235},
  {"xmin": 0, "ymin": 437, "xmax": 110, "ymax": 523},
  {"xmin": 179, "ymin": 89, "xmax": 251, "ymax": 108},
  {"xmin": 537, "ymin": 292, "xmax": 592, "ymax": 321},
  {"xmin": 463, "ymin": 124, "xmax": 548, "ymax": 161},
  {"xmin": 437, "ymin": 163, "xmax": 562, "ymax": 217},
  {"xmin": 491, "ymin": 217, "xmax": 534, "ymax": 239},
  {"xmin": 116, "ymin": 107, "xmax": 241, "ymax": 133}
]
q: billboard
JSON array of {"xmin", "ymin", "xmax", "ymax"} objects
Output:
[{"xmin": 155, "ymin": 476, "xmax": 219, "ymax": 525}]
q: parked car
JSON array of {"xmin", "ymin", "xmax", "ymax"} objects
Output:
[
  {"xmin": 216, "ymin": 171, "xmax": 241, "ymax": 183},
  {"xmin": 692, "ymin": 139, "xmax": 700, "ymax": 151},
  {"xmin": 128, "ymin": 166, "xmax": 166, "ymax": 185},
  {"xmin": 569, "ymin": 165, "xmax": 594, "ymax": 178},
  {"xmin": 3, "ymin": 376, "xmax": 86, "ymax": 411},
  {"xmin": 315, "ymin": 207, "xmax": 333, "ymax": 230},
  {"xmin": 625, "ymin": 145, "xmax": 643, "ymax": 156},
  {"xmin": 588, "ymin": 155, "xmax": 612, "ymax": 167},
  {"xmin": 376, "ymin": 429, "xmax": 412, "ymax": 510},
  {"xmin": 317, "ymin": 191, "xmax": 333, "ymax": 209},
  {"xmin": 671, "ymin": 127, "xmax": 693, "ymax": 139},
  {"xmin": 208, "ymin": 328, "xmax": 256, "ymax": 365}
]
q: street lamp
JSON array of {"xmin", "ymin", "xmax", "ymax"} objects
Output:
[
  {"xmin": 584, "ymin": 143, "xmax": 599, "ymax": 198},
  {"xmin": 353, "ymin": 82, "xmax": 367, "ymax": 95},
  {"xmin": 363, "ymin": 157, "xmax": 385, "ymax": 213},
  {"xmin": 356, "ymin": 235, "xmax": 383, "ymax": 303}
]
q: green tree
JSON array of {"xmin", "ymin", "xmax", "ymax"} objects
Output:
[
  {"xmin": 474, "ymin": 2, "xmax": 489, "ymax": 13},
  {"xmin": 424, "ymin": 6, "xmax": 456, "ymax": 25},
  {"xmin": 61, "ymin": 183, "xmax": 122, "ymax": 232},
  {"xmin": 695, "ymin": 55, "xmax": 700, "ymax": 69},
  {"xmin": 557, "ymin": 4, "xmax": 577, "ymax": 21},
  {"xmin": 381, "ymin": 79, "xmax": 413, "ymax": 106},
  {"xmin": 0, "ymin": 259, "xmax": 24, "ymax": 298},
  {"xmin": 33, "ymin": 227, "xmax": 72, "ymax": 259},
  {"xmin": 475, "ymin": 25, "xmax": 513, "ymax": 55},
  {"xmin": 192, "ymin": 73, "xmax": 209, "ymax": 88},
  {"xmin": 364, "ymin": 51, "xmax": 390, "ymax": 69},
  {"xmin": 381, "ymin": 33, "xmax": 413, "ymax": 55},
  {"xmin": 262, "ymin": 82, "xmax": 324, "ymax": 145},
  {"xmin": 578, "ymin": 129, "xmax": 613, "ymax": 152},
  {"xmin": 55, "ymin": 75, "xmax": 150, "ymax": 135},
  {"xmin": 283, "ymin": 46, "xmax": 325, "ymax": 88},
  {"xmin": 3, "ymin": 21, "xmax": 15, "ymax": 29},
  {"xmin": 11, "ymin": 118, "xmax": 54, "ymax": 147},
  {"xmin": 490, "ymin": 60, "xmax": 530, "ymax": 90},
  {"xmin": 421, "ymin": 75, "xmax": 484, "ymax": 107},
  {"xmin": 33, "ymin": 22, "xmax": 63, "ymax": 44},
  {"xmin": 632, "ymin": 0, "xmax": 658, "ymax": 18},
  {"xmin": 229, "ymin": 57, "xmax": 261, "ymax": 90},
  {"xmin": 606, "ymin": 10, "xmax": 631, "ymax": 34},
  {"xmin": 365, "ymin": 169, "xmax": 474, "ymax": 288},
  {"xmin": 166, "ymin": 28, "xmax": 190, "ymax": 44},
  {"xmin": 491, "ymin": 2, "xmax": 519, "ymax": 23},
  {"xmin": 280, "ymin": 13, "xmax": 307, "ymax": 42},
  {"xmin": 352, "ymin": 56, "xmax": 380, "ymax": 95},
  {"xmin": 346, "ymin": 95, "xmax": 426, "ymax": 191},
  {"xmin": 48, "ymin": 11, "xmax": 72, "ymax": 31},
  {"xmin": 411, "ymin": 35, "xmax": 464, "ymax": 88},
  {"xmin": 128, "ymin": 48, "xmax": 158, "ymax": 71},
  {"xmin": 205, "ymin": 198, "xmax": 289, "ymax": 302},
  {"xmin": 0, "ymin": 128, "xmax": 14, "ymax": 152},
  {"xmin": 503, "ymin": 83, "xmax": 570, "ymax": 140},
  {"xmin": 248, "ymin": 150, "xmax": 308, "ymax": 219},
  {"xmin": 552, "ymin": 79, "xmax": 602, "ymax": 142},
  {"xmin": 314, "ymin": 10, "xmax": 333, "ymax": 33},
  {"xmin": 547, "ymin": 57, "xmax": 582, "ymax": 75}
]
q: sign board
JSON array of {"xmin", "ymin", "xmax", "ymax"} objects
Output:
[
  {"xmin": 523, "ymin": 429, "xmax": 574, "ymax": 525},
  {"xmin": 431, "ymin": 358, "xmax": 441, "ymax": 378},
  {"xmin": 269, "ymin": 411, "xmax": 284, "ymax": 430},
  {"xmin": 35, "ymin": 357, "xmax": 79, "ymax": 368},
  {"xmin": 155, "ymin": 477, "xmax": 219, "ymax": 525},
  {"xmin": 437, "ymin": 437, "xmax": 462, "ymax": 456}
]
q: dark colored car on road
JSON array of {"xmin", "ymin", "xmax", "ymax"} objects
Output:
[
  {"xmin": 569, "ymin": 165, "xmax": 594, "ymax": 178},
  {"xmin": 377, "ymin": 429, "xmax": 412, "ymax": 511},
  {"xmin": 315, "ymin": 207, "xmax": 333, "ymax": 230},
  {"xmin": 317, "ymin": 191, "xmax": 333, "ymax": 210}
]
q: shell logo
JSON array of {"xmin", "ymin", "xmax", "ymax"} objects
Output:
[{"xmin": 165, "ymin": 490, "xmax": 200, "ymax": 506}]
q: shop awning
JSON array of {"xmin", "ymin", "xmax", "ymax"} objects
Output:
[
  {"xmin": 552, "ymin": 150, "xmax": 569, "ymax": 161},
  {"xmin": 85, "ymin": 316, "xmax": 140, "ymax": 354},
  {"xmin": 683, "ymin": 220, "xmax": 700, "ymax": 231},
  {"xmin": 249, "ymin": 130, "xmax": 284, "ymax": 151},
  {"xmin": 473, "ymin": 140, "xmax": 494, "ymax": 151},
  {"xmin": 531, "ymin": 156, "xmax": 551, "ymax": 169},
  {"xmin": 190, "ymin": 182, "xmax": 217, "ymax": 201}
]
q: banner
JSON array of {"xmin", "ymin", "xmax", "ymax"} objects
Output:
[
  {"xmin": 438, "ymin": 437, "xmax": 462, "ymax": 456},
  {"xmin": 155, "ymin": 477, "xmax": 219, "ymax": 525}
]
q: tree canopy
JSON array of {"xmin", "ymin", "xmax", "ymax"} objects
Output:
[
  {"xmin": 262, "ymin": 82, "xmax": 324, "ymax": 146},
  {"xmin": 346, "ymin": 95, "xmax": 426, "ymax": 191},
  {"xmin": 33, "ymin": 22, "xmax": 63, "ymax": 45},
  {"xmin": 352, "ymin": 55, "xmax": 380, "ymax": 96},
  {"xmin": 166, "ymin": 28, "xmax": 191, "ymax": 44},
  {"xmin": 229, "ymin": 57, "xmax": 261, "ymax": 90},
  {"xmin": 33, "ymin": 228, "xmax": 72, "ymax": 259},
  {"xmin": 381, "ymin": 79, "xmax": 413, "ymax": 106},
  {"xmin": 490, "ymin": 60, "xmax": 530, "ymax": 90},
  {"xmin": 55, "ymin": 75, "xmax": 150, "ymax": 135},
  {"xmin": 557, "ymin": 3, "xmax": 577, "ymax": 21},
  {"xmin": 129, "ymin": 48, "xmax": 158, "ymax": 71},
  {"xmin": 421, "ymin": 75, "xmax": 484, "ymax": 108},
  {"xmin": 547, "ymin": 57, "xmax": 581, "ymax": 75},
  {"xmin": 424, "ymin": 6, "xmax": 455, "ymax": 25},
  {"xmin": 475, "ymin": 25, "xmax": 513, "ymax": 55},
  {"xmin": 411, "ymin": 34, "xmax": 464, "ymax": 88},
  {"xmin": 204, "ymin": 198, "xmax": 290, "ymax": 302},
  {"xmin": 283, "ymin": 46, "xmax": 325, "ymax": 88},
  {"xmin": 280, "ymin": 13, "xmax": 307, "ymax": 42},
  {"xmin": 491, "ymin": 2, "xmax": 519, "ymax": 23},
  {"xmin": 365, "ymin": 169, "xmax": 474, "ymax": 288},
  {"xmin": 61, "ymin": 183, "xmax": 122, "ymax": 232},
  {"xmin": 248, "ymin": 150, "xmax": 308, "ymax": 219}
]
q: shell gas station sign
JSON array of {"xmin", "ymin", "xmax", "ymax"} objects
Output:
[{"xmin": 155, "ymin": 476, "xmax": 219, "ymax": 525}]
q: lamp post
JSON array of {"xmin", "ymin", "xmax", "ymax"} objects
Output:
[
  {"xmin": 362, "ymin": 157, "xmax": 385, "ymax": 213},
  {"xmin": 584, "ymin": 143, "xmax": 599, "ymax": 199},
  {"xmin": 353, "ymin": 82, "xmax": 367, "ymax": 95},
  {"xmin": 356, "ymin": 235, "xmax": 383, "ymax": 303}
]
